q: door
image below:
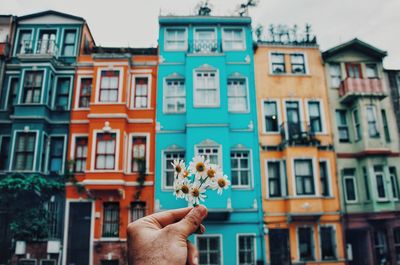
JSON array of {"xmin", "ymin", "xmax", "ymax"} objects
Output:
[
  {"xmin": 285, "ymin": 101, "xmax": 301, "ymax": 139},
  {"xmin": 346, "ymin": 63, "xmax": 362, "ymax": 78},
  {"xmin": 66, "ymin": 202, "xmax": 92, "ymax": 265},
  {"xmin": 347, "ymin": 229, "xmax": 372, "ymax": 265},
  {"xmin": 269, "ymin": 229, "xmax": 291, "ymax": 265}
]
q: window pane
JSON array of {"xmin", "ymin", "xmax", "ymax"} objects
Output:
[
  {"xmin": 321, "ymin": 227, "xmax": 336, "ymax": 260},
  {"xmin": 298, "ymin": 227, "xmax": 314, "ymax": 261}
]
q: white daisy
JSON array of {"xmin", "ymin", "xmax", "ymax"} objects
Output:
[
  {"xmin": 171, "ymin": 159, "xmax": 186, "ymax": 179},
  {"xmin": 188, "ymin": 155, "xmax": 210, "ymax": 179},
  {"xmin": 204, "ymin": 164, "xmax": 222, "ymax": 187},
  {"xmin": 173, "ymin": 178, "xmax": 190, "ymax": 200},
  {"xmin": 188, "ymin": 181, "xmax": 207, "ymax": 206},
  {"xmin": 213, "ymin": 174, "xmax": 231, "ymax": 195}
]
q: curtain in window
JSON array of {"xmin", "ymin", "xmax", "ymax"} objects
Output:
[{"xmin": 228, "ymin": 79, "xmax": 247, "ymax": 111}]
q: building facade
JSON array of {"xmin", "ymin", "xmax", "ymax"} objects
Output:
[
  {"xmin": 254, "ymin": 32, "xmax": 345, "ymax": 265},
  {"xmin": 323, "ymin": 39, "xmax": 400, "ymax": 265},
  {"xmin": 385, "ymin": 69, "xmax": 400, "ymax": 150},
  {"xmin": 0, "ymin": 10, "xmax": 95, "ymax": 265},
  {"xmin": 155, "ymin": 14, "xmax": 266, "ymax": 265},
  {"xmin": 64, "ymin": 47, "xmax": 157, "ymax": 265}
]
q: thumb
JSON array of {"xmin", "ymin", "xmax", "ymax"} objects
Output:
[{"xmin": 170, "ymin": 205, "xmax": 207, "ymax": 238}]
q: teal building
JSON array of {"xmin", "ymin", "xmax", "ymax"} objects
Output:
[{"xmin": 155, "ymin": 13, "xmax": 266, "ymax": 265}]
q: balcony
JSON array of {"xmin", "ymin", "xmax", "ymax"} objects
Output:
[
  {"xmin": 16, "ymin": 40, "xmax": 59, "ymax": 60},
  {"xmin": 279, "ymin": 122, "xmax": 320, "ymax": 147},
  {"xmin": 0, "ymin": 42, "xmax": 10, "ymax": 57},
  {"xmin": 339, "ymin": 77, "xmax": 386, "ymax": 104},
  {"xmin": 189, "ymin": 40, "xmax": 220, "ymax": 54}
]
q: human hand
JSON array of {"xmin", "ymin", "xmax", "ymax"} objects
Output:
[{"xmin": 127, "ymin": 205, "xmax": 208, "ymax": 265}]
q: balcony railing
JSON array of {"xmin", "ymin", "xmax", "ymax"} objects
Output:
[
  {"xmin": 190, "ymin": 40, "xmax": 219, "ymax": 54},
  {"xmin": 280, "ymin": 121, "xmax": 320, "ymax": 147},
  {"xmin": 339, "ymin": 77, "xmax": 386, "ymax": 103},
  {"xmin": 17, "ymin": 40, "xmax": 59, "ymax": 57}
]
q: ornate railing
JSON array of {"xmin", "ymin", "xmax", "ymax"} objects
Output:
[
  {"xmin": 190, "ymin": 40, "xmax": 219, "ymax": 54},
  {"xmin": 17, "ymin": 40, "xmax": 58, "ymax": 56},
  {"xmin": 339, "ymin": 77, "xmax": 385, "ymax": 103}
]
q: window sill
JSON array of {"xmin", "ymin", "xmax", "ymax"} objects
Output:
[
  {"xmin": 193, "ymin": 105, "xmax": 221, "ymax": 109},
  {"xmin": 163, "ymin": 111, "xmax": 186, "ymax": 114},
  {"xmin": 262, "ymin": 132, "xmax": 280, "ymax": 135},
  {"xmin": 97, "ymin": 237, "xmax": 122, "ymax": 242},
  {"xmin": 73, "ymin": 108, "xmax": 90, "ymax": 111},
  {"xmin": 129, "ymin": 107, "xmax": 154, "ymax": 110},
  {"xmin": 231, "ymin": 186, "xmax": 252, "ymax": 190},
  {"xmin": 269, "ymin": 73, "xmax": 311, "ymax": 77}
]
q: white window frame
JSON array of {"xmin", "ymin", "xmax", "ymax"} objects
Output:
[
  {"xmin": 127, "ymin": 133, "xmax": 150, "ymax": 174},
  {"xmin": 296, "ymin": 225, "xmax": 315, "ymax": 262},
  {"xmin": 163, "ymin": 76, "xmax": 186, "ymax": 114},
  {"xmin": 261, "ymin": 99, "xmax": 281, "ymax": 134},
  {"xmin": 100, "ymin": 201, "xmax": 120, "ymax": 240},
  {"xmin": 265, "ymin": 159, "xmax": 287, "ymax": 198},
  {"xmin": 305, "ymin": 99, "xmax": 326, "ymax": 134},
  {"xmin": 18, "ymin": 259, "xmax": 37, "ymax": 265},
  {"xmin": 18, "ymin": 68, "xmax": 47, "ymax": 105},
  {"xmin": 352, "ymin": 108, "xmax": 362, "ymax": 141},
  {"xmin": 130, "ymin": 74, "xmax": 152, "ymax": 109},
  {"xmin": 70, "ymin": 133, "xmax": 89, "ymax": 173},
  {"xmin": 329, "ymin": 63, "xmax": 342, "ymax": 88},
  {"xmin": 269, "ymin": 51, "xmax": 286, "ymax": 75},
  {"xmin": 319, "ymin": 159, "xmax": 332, "ymax": 197},
  {"xmin": 195, "ymin": 234, "xmax": 223, "ymax": 265},
  {"xmin": 291, "ymin": 157, "xmax": 318, "ymax": 197},
  {"xmin": 9, "ymin": 129, "xmax": 40, "ymax": 172},
  {"xmin": 227, "ymin": 77, "xmax": 249, "ymax": 113},
  {"xmin": 373, "ymin": 165, "xmax": 388, "ymax": 201},
  {"xmin": 94, "ymin": 67, "xmax": 124, "ymax": 104},
  {"xmin": 389, "ymin": 167, "xmax": 399, "ymax": 201},
  {"xmin": 74, "ymin": 75, "xmax": 93, "ymax": 109},
  {"xmin": 343, "ymin": 169, "xmax": 358, "ymax": 203},
  {"xmin": 13, "ymin": 28, "xmax": 34, "ymax": 55},
  {"xmin": 193, "ymin": 27, "xmax": 218, "ymax": 53},
  {"xmin": 366, "ymin": 105, "xmax": 380, "ymax": 138},
  {"xmin": 161, "ymin": 148, "xmax": 185, "ymax": 190},
  {"xmin": 283, "ymin": 98, "xmax": 305, "ymax": 133},
  {"xmin": 290, "ymin": 52, "xmax": 309, "ymax": 75},
  {"xmin": 193, "ymin": 67, "xmax": 220, "ymax": 108},
  {"xmin": 52, "ymin": 75, "xmax": 73, "ymax": 110},
  {"xmin": 195, "ymin": 140, "xmax": 222, "ymax": 167},
  {"xmin": 318, "ymin": 224, "xmax": 337, "ymax": 261},
  {"xmin": 60, "ymin": 27, "xmax": 79, "ymax": 57},
  {"xmin": 90, "ymin": 129, "xmax": 120, "ymax": 172},
  {"xmin": 230, "ymin": 148, "xmax": 253, "ymax": 189},
  {"xmin": 236, "ymin": 233, "xmax": 257, "ymax": 265},
  {"xmin": 36, "ymin": 28, "xmax": 59, "ymax": 55},
  {"xmin": 45, "ymin": 134, "xmax": 67, "ymax": 175},
  {"xmin": 222, "ymin": 27, "xmax": 246, "ymax": 51},
  {"xmin": 164, "ymin": 27, "xmax": 188, "ymax": 51}
]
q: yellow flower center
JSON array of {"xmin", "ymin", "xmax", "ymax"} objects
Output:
[
  {"xmin": 207, "ymin": 168, "xmax": 216, "ymax": 178},
  {"xmin": 191, "ymin": 187, "xmax": 200, "ymax": 197},
  {"xmin": 196, "ymin": 162, "xmax": 205, "ymax": 172},
  {"xmin": 183, "ymin": 171, "xmax": 190, "ymax": 178},
  {"xmin": 181, "ymin": 185, "xmax": 189, "ymax": 194},
  {"xmin": 175, "ymin": 165, "xmax": 182, "ymax": 173},
  {"xmin": 218, "ymin": 178, "xmax": 226, "ymax": 188}
]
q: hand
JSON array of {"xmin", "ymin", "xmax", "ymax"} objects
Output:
[{"xmin": 127, "ymin": 205, "xmax": 208, "ymax": 265}]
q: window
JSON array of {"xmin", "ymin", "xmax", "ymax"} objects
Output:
[
  {"xmin": 23, "ymin": 71, "xmax": 43, "ymax": 103},
  {"xmin": 130, "ymin": 201, "xmax": 146, "ymax": 222},
  {"xmin": 164, "ymin": 78, "xmax": 185, "ymax": 113},
  {"xmin": 298, "ymin": 227, "xmax": 314, "ymax": 261},
  {"xmin": 230, "ymin": 150, "xmax": 251, "ymax": 188},
  {"xmin": 45, "ymin": 199, "xmax": 60, "ymax": 238},
  {"xmin": 374, "ymin": 230, "xmax": 388, "ymax": 265},
  {"xmin": 79, "ymin": 78, "xmax": 92, "ymax": 108},
  {"xmin": 267, "ymin": 161, "xmax": 282, "ymax": 198},
  {"xmin": 0, "ymin": 136, "xmax": 10, "ymax": 170},
  {"xmin": 197, "ymin": 146, "xmax": 220, "ymax": 165},
  {"xmin": 164, "ymin": 150, "xmax": 185, "ymax": 188},
  {"xmin": 329, "ymin": 63, "xmax": 342, "ymax": 88},
  {"xmin": 366, "ymin": 105, "xmax": 379, "ymax": 138},
  {"xmin": 133, "ymin": 77, "xmax": 149, "ymax": 108},
  {"xmin": 263, "ymin": 101, "xmax": 279, "ymax": 132},
  {"xmin": 38, "ymin": 30, "xmax": 56, "ymax": 55},
  {"xmin": 394, "ymin": 228, "xmax": 400, "ymax": 264},
  {"xmin": 6, "ymin": 77, "xmax": 19, "ymax": 109},
  {"xmin": 95, "ymin": 133, "xmax": 116, "ymax": 170},
  {"xmin": 194, "ymin": 28, "xmax": 217, "ymax": 53},
  {"xmin": 346, "ymin": 63, "xmax": 362, "ymax": 78},
  {"xmin": 13, "ymin": 132, "xmax": 36, "ymax": 171},
  {"xmin": 294, "ymin": 159, "xmax": 315, "ymax": 195},
  {"xmin": 62, "ymin": 30, "xmax": 77, "ymax": 56},
  {"xmin": 320, "ymin": 226, "xmax": 336, "ymax": 260},
  {"xmin": 366, "ymin": 64, "xmax": 378, "ymax": 79},
  {"xmin": 381, "ymin": 110, "xmax": 390, "ymax": 142},
  {"xmin": 390, "ymin": 167, "xmax": 399, "ymax": 200},
  {"xmin": 227, "ymin": 79, "xmax": 247, "ymax": 112},
  {"xmin": 336, "ymin": 110, "xmax": 349, "ymax": 142},
  {"xmin": 41, "ymin": 260, "xmax": 56, "ymax": 265},
  {"xmin": 319, "ymin": 161, "xmax": 330, "ymax": 197},
  {"xmin": 18, "ymin": 260, "xmax": 36, "ymax": 265},
  {"xmin": 48, "ymin": 137, "xmax": 64, "ymax": 173},
  {"xmin": 363, "ymin": 167, "xmax": 371, "ymax": 200},
  {"xmin": 74, "ymin": 137, "xmax": 88, "ymax": 173},
  {"xmin": 194, "ymin": 70, "xmax": 219, "ymax": 107},
  {"xmin": 238, "ymin": 235, "xmax": 255, "ymax": 265},
  {"xmin": 165, "ymin": 28, "xmax": 187, "ymax": 50},
  {"xmin": 131, "ymin": 136, "xmax": 146, "ymax": 172},
  {"xmin": 223, "ymin": 28, "xmax": 245, "ymax": 50},
  {"xmin": 271, "ymin": 53, "xmax": 285, "ymax": 74},
  {"xmin": 197, "ymin": 236, "xmax": 221, "ymax": 265},
  {"xmin": 343, "ymin": 169, "xmax": 357, "ymax": 202},
  {"xmin": 55, "ymin": 77, "xmax": 70, "ymax": 109},
  {"xmin": 352, "ymin": 109, "xmax": 362, "ymax": 141},
  {"xmin": 16, "ymin": 30, "xmax": 32, "ymax": 54},
  {"xmin": 102, "ymin": 202, "xmax": 119, "ymax": 237},
  {"xmin": 291, "ymin": 54, "xmax": 306, "ymax": 74},
  {"xmin": 99, "ymin": 70, "xmax": 119, "ymax": 102},
  {"xmin": 374, "ymin": 166, "xmax": 387, "ymax": 199},
  {"xmin": 308, "ymin": 101, "xmax": 322, "ymax": 133}
]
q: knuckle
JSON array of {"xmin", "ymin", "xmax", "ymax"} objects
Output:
[{"xmin": 185, "ymin": 214, "xmax": 200, "ymax": 228}]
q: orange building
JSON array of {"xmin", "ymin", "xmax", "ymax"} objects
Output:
[
  {"xmin": 64, "ymin": 47, "xmax": 157, "ymax": 265},
  {"xmin": 254, "ymin": 28, "xmax": 345, "ymax": 265}
]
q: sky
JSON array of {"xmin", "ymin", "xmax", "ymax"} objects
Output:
[{"xmin": 1, "ymin": 0, "xmax": 399, "ymax": 68}]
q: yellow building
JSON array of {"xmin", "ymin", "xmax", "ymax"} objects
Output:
[{"xmin": 254, "ymin": 29, "xmax": 345, "ymax": 265}]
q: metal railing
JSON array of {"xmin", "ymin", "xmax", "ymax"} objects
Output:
[
  {"xmin": 280, "ymin": 121, "xmax": 320, "ymax": 146},
  {"xmin": 339, "ymin": 77, "xmax": 385, "ymax": 103},
  {"xmin": 190, "ymin": 39, "xmax": 219, "ymax": 54},
  {"xmin": 17, "ymin": 39, "xmax": 58, "ymax": 56}
]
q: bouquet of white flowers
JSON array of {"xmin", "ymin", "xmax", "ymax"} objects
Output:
[{"xmin": 172, "ymin": 155, "xmax": 231, "ymax": 206}]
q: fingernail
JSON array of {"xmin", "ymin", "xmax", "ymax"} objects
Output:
[
  {"xmin": 200, "ymin": 225, "xmax": 205, "ymax": 233},
  {"xmin": 193, "ymin": 256, "xmax": 198, "ymax": 265},
  {"xmin": 195, "ymin": 205, "xmax": 207, "ymax": 218}
]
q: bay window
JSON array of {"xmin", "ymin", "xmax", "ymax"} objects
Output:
[
  {"xmin": 374, "ymin": 165, "xmax": 387, "ymax": 199},
  {"xmin": 48, "ymin": 137, "xmax": 64, "ymax": 173},
  {"xmin": 131, "ymin": 136, "xmax": 146, "ymax": 172},
  {"xmin": 62, "ymin": 29, "xmax": 77, "ymax": 56},
  {"xmin": 294, "ymin": 159, "xmax": 315, "ymax": 195},
  {"xmin": 13, "ymin": 132, "xmax": 36, "ymax": 171},
  {"xmin": 99, "ymin": 70, "xmax": 119, "ymax": 102},
  {"xmin": 23, "ymin": 71, "xmax": 43, "ymax": 103},
  {"xmin": 194, "ymin": 70, "xmax": 219, "ymax": 107},
  {"xmin": 164, "ymin": 78, "xmax": 185, "ymax": 113},
  {"xmin": 133, "ymin": 77, "xmax": 149, "ymax": 108},
  {"xmin": 335, "ymin": 110, "xmax": 349, "ymax": 142},
  {"xmin": 308, "ymin": 101, "xmax": 322, "ymax": 133},
  {"xmin": 55, "ymin": 77, "xmax": 70, "ymax": 109},
  {"xmin": 79, "ymin": 78, "xmax": 92, "ymax": 108},
  {"xmin": 366, "ymin": 105, "xmax": 379, "ymax": 138},
  {"xmin": 329, "ymin": 63, "xmax": 342, "ymax": 88},
  {"xmin": 95, "ymin": 133, "xmax": 116, "ymax": 170},
  {"xmin": 227, "ymin": 79, "xmax": 247, "ymax": 112},
  {"xmin": 74, "ymin": 136, "xmax": 88, "ymax": 173}
]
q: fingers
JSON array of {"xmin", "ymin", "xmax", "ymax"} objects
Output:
[
  {"xmin": 195, "ymin": 224, "xmax": 206, "ymax": 234},
  {"xmin": 170, "ymin": 205, "xmax": 208, "ymax": 237},
  {"xmin": 142, "ymin": 207, "xmax": 193, "ymax": 229},
  {"xmin": 187, "ymin": 241, "xmax": 199, "ymax": 265}
]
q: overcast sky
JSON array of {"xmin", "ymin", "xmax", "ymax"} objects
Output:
[{"xmin": 2, "ymin": 0, "xmax": 399, "ymax": 68}]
